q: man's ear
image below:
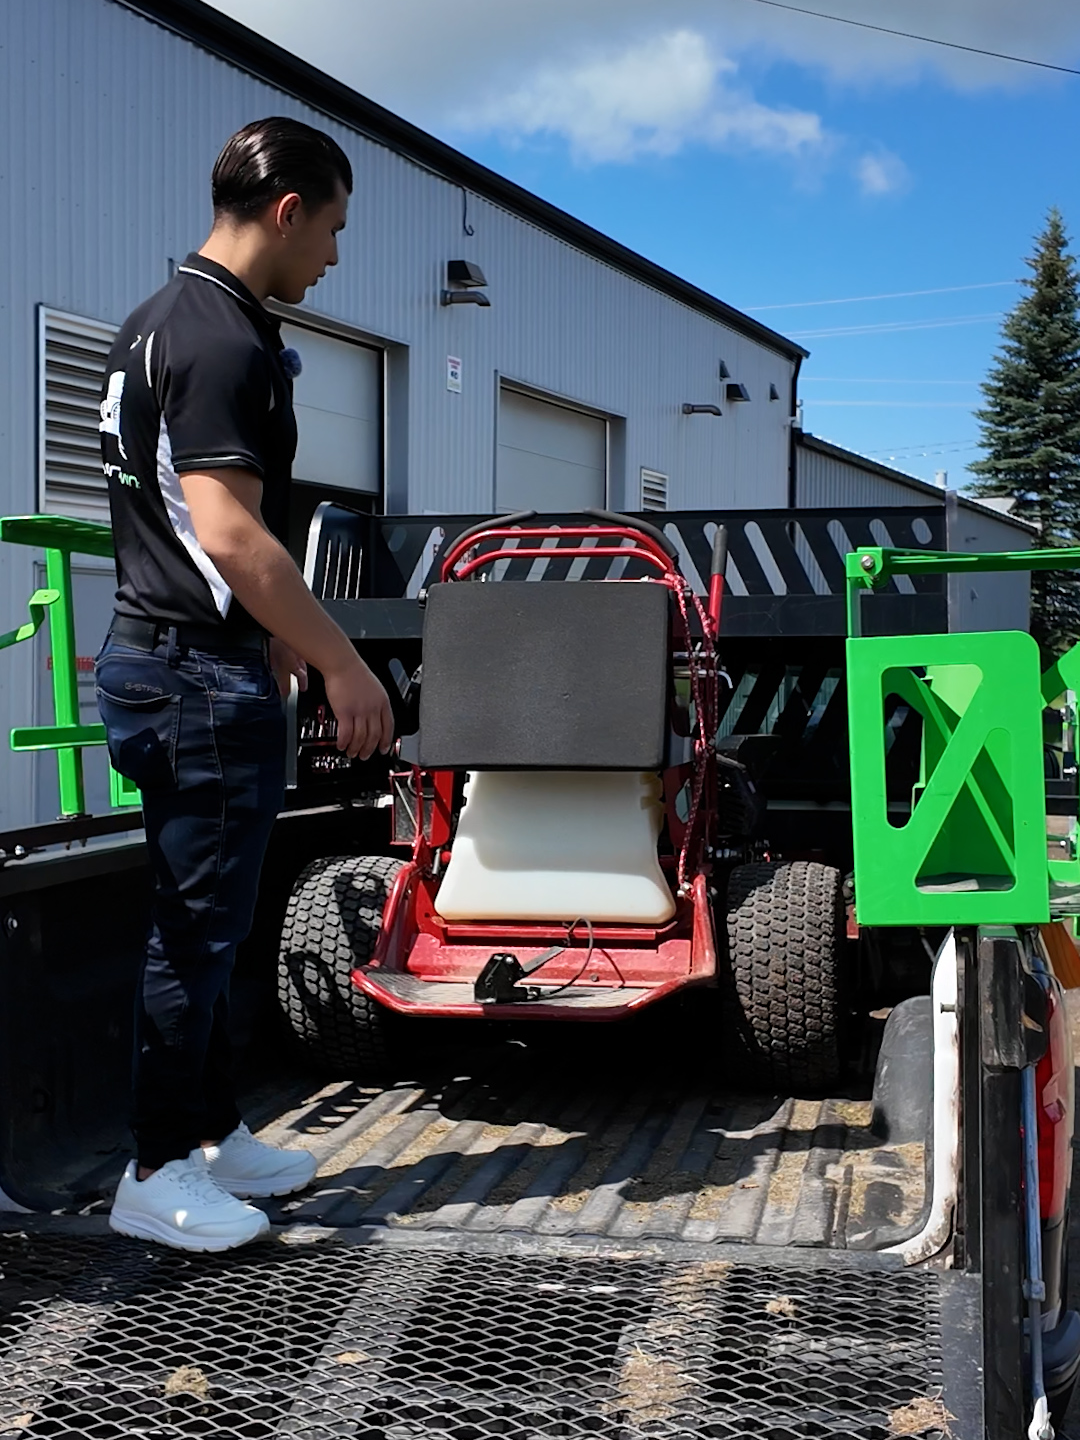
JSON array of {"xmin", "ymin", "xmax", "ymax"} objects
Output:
[{"xmin": 274, "ymin": 192, "xmax": 303, "ymax": 234}]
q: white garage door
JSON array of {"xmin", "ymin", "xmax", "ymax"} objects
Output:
[
  {"xmin": 281, "ymin": 323, "xmax": 382, "ymax": 497},
  {"xmin": 497, "ymin": 388, "xmax": 606, "ymax": 511}
]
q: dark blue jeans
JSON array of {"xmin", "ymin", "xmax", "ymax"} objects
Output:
[{"xmin": 95, "ymin": 635, "xmax": 285, "ymax": 1169}]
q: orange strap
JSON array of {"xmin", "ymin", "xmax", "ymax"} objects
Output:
[{"xmin": 1040, "ymin": 922, "xmax": 1080, "ymax": 988}]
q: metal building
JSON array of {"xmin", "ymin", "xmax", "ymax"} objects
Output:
[{"xmin": 1, "ymin": 0, "xmax": 812, "ymax": 829}]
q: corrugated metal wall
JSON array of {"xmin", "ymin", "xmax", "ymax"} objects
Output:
[
  {"xmin": 1, "ymin": 0, "xmax": 798, "ymax": 827},
  {"xmin": 795, "ymin": 438, "xmax": 928, "ymax": 510},
  {"xmin": 795, "ymin": 434, "xmax": 1033, "ymax": 631}
]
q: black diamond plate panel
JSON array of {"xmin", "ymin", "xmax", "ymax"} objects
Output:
[{"xmin": 0, "ymin": 1234, "xmax": 952, "ymax": 1439}]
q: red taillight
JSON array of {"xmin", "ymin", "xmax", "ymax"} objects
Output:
[{"xmin": 1037, "ymin": 979, "xmax": 1074, "ymax": 1222}]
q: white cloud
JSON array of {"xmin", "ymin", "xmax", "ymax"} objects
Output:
[
  {"xmin": 856, "ymin": 150, "xmax": 911, "ymax": 196},
  {"xmin": 209, "ymin": 0, "xmax": 1080, "ymax": 189},
  {"xmin": 454, "ymin": 30, "xmax": 823, "ymax": 165},
  {"xmin": 211, "ymin": 0, "xmax": 1080, "ymax": 119}
]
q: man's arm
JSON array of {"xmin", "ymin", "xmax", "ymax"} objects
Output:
[{"xmin": 178, "ymin": 467, "xmax": 393, "ymax": 760}]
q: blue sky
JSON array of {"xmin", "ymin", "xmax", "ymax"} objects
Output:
[{"xmin": 214, "ymin": 0, "xmax": 1080, "ymax": 486}]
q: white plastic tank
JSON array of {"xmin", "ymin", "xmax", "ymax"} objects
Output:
[{"xmin": 434, "ymin": 770, "xmax": 676, "ymax": 924}]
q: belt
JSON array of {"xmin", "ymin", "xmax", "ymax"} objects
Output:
[{"xmin": 109, "ymin": 614, "xmax": 268, "ymax": 656}]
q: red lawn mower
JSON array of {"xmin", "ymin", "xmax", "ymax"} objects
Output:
[{"xmin": 278, "ymin": 509, "xmax": 847, "ymax": 1088}]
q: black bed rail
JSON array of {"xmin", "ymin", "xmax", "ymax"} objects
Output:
[{"xmin": 291, "ymin": 504, "xmax": 948, "ymax": 641}]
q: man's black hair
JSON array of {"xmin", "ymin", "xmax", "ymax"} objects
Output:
[{"xmin": 212, "ymin": 117, "xmax": 353, "ymax": 222}]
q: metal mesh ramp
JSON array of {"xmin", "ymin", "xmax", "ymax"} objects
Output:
[{"xmin": 0, "ymin": 1231, "xmax": 965, "ymax": 1438}]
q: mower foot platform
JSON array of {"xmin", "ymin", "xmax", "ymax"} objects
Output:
[{"xmin": 356, "ymin": 970, "xmax": 660, "ymax": 1019}]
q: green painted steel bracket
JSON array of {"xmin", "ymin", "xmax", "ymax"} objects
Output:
[
  {"xmin": 0, "ymin": 514, "xmax": 116, "ymax": 559},
  {"xmin": 847, "ymin": 629, "xmax": 1048, "ymax": 925},
  {"xmin": 0, "ymin": 588, "xmax": 60, "ymax": 651},
  {"xmin": 0, "ymin": 513, "xmax": 141, "ymax": 815},
  {"xmin": 846, "ymin": 543, "xmax": 1080, "ymax": 927},
  {"xmin": 844, "ymin": 545, "xmax": 1080, "ymax": 637},
  {"xmin": 11, "ymin": 724, "xmax": 107, "ymax": 751}
]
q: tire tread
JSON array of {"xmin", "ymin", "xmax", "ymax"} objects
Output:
[
  {"xmin": 722, "ymin": 860, "xmax": 845, "ymax": 1091},
  {"xmin": 278, "ymin": 854, "xmax": 404, "ymax": 1075}
]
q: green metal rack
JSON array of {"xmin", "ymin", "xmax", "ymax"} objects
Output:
[
  {"xmin": 0, "ymin": 515, "xmax": 138, "ymax": 815},
  {"xmin": 845, "ymin": 544, "xmax": 1080, "ymax": 927}
]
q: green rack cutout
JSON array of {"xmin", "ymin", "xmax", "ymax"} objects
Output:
[
  {"xmin": 846, "ymin": 544, "xmax": 1080, "ymax": 927},
  {"xmin": 0, "ymin": 515, "xmax": 139, "ymax": 816}
]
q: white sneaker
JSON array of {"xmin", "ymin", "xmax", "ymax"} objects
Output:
[
  {"xmin": 110, "ymin": 1150, "xmax": 271, "ymax": 1252},
  {"xmin": 204, "ymin": 1123, "xmax": 318, "ymax": 1199}
]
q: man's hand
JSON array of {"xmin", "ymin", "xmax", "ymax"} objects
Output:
[
  {"xmin": 323, "ymin": 655, "xmax": 394, "ymax": 760},
  {"xmin": 269, "ymin": 637, "xmax": 309, "ymax": 699}
]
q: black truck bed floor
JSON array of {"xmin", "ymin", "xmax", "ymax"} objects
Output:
[
  {"xmin": 60, "ymin": 1032, "xmax": 927, "ymax": 1250},
  {"xmin": 241, "ymin": 1040, "xmax": 927, "ymax": 1250}
]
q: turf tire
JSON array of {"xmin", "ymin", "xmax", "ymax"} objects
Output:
[
  {"xmin": 278, "ymin": 854, "xmax": 405, "ymax": 1076},
  {"xmin": 721, "ymin": 860, "xmax": 845, "ymax": 1091}
]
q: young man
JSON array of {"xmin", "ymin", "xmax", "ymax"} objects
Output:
[{"xmin": 96, "ymin": 117, "xmax": 392, "ymax": 1251}]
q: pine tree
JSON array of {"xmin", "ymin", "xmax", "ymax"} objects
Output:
[{"xmin": 968, "ymin": 208, "xmax": 1080, "ymax": 654}]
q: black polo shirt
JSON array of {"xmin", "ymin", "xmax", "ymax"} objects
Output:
[{"xmin": 99, "ymin": 253, "xmax": 297, "ymax": 636}]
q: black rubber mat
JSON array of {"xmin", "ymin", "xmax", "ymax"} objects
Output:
[{"xmin": 0, "ymin": 1231, "xmax": 958, "ymax": 1438}]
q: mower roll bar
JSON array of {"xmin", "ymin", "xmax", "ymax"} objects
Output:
[
  {"xmin": 435, "ymin": 507, "xmax": 729, "ymax": 630},
  {"xmin": 582, "ymin": 507, "xmax": 679, "ymax": 559},
  {"xmin": 446, "ymin": 507, "xmax": 678, "ymax": 560},
  {"xmin": 440, "ymin": 509, "xmax": 680, "ymax": 584},
  {"xmin": 449, "ymin": 509, "xmax": 539, "ymax": 550}
]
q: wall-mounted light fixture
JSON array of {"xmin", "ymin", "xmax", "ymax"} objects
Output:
[
  {"xmin": 442, "ymin": 290, "xmax": 490, "ymax": 307},
  {"xmin": 682, "ymin": 403, "xmax": 722, "ymax": 416},
  {"xmin": 718, "ymin": 360, "xmax": 731, "ymax": 379},
  {"xmin": 442, "ymin": 260, "xmax": 491, "ymax": 306},
  {"xmin": 769, "ymin": 383, "xmax": 780, "ymax": 401},
  {"xmin": 725, "ymin": 382, "xmax": 751, "ymax": 403}
]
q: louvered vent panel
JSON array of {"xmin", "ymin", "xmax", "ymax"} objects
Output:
[
  {"xmin": 40, "ymin": 308, "xmax": 118, "ymax": 522},
  {"xmin": 640, "ymin": 468, "xmax": 669, "ymax": 511}
]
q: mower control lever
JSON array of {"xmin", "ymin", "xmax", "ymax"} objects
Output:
[
  {"xmin": 711, "ymin": 525, "xmax": 728, "ymax": 578},
  {"xmin": 708, "ymin": 523, "xmax": 729, "ymax": 631}
]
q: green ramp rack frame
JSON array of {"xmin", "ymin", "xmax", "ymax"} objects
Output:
[
  {"xmin": 0, "ymin": 515, "xmax": 138, "ymax": 816},
  {"xmin": 846, "ymin": 544, "xmax": 1080, "ymax": 927}
]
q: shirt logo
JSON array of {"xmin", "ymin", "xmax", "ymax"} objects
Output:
[{"xmin": 99, "ymin": 370, "xmax": 129, "ymax": 459}]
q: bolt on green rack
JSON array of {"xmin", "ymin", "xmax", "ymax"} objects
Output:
[
  {"xmin": 845, "ymin": 544, "xmax": 1080, "ymax": 927},
  {"xmin": 0, "ymin": 515, "xmax": 139, "ymax": 816}
]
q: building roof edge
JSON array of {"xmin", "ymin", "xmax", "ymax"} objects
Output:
[
  {"xmin": 113, "ymin": 0, "xmax": 808, "ymax": 363},
  {"xmin": 797, "ymin": 431, "xmax": 1036, "ymax": 532}
]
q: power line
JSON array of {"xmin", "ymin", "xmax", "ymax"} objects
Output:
[
  {"xmin": 801, "ymin": 376, "xmax": 979, "ymax": 385},
  {"xmin": 807, "ymin": 400, "xmax": 973, "ymax": 407},
  {"xmin": 741, "ymin": 0, "xmax": 1080, "ymax": 77},
  {"xmin": 749, "ymin": 280, "xmax": 1017, "ymax": 311},
  {"xmin": 790, "ymin": 312, "xmax": 1002, "ymax": 339},
  {"xmin": 864, "ymin": 438, "xmax": 978, "ymax": 457}
]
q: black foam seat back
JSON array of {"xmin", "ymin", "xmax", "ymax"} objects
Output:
[{"xmin": 418, "ymin": 580, "xmax": 670, "ymax": 769}]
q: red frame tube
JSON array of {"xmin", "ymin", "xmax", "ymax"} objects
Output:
[
  {"xmin": 707, "ymin": 573, "xmax": 726, "ymax": 631},
  {"xmin": 440, "ymin": 522, "xmax": 677, "ymax": 583}
]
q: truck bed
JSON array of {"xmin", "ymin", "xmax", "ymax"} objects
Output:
[
  {"xmin": 0, "ymin": 836, "xmax": 986, "ymax": 1438},
  {"xmin": 240, "ymin": 1039, "xmax": 927, "ymax": 1250},
  {"xmin": 0, "ymin": 1027, "xmax": 979, "ymax": 1440}
]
